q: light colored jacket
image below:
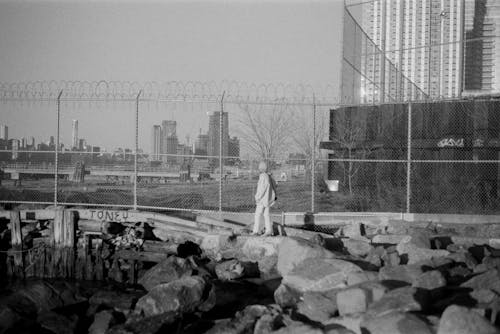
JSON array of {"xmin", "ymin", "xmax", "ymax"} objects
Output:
[{"xmin": 255, "ymin": 172, "xmax": 277, "ymax": 207}]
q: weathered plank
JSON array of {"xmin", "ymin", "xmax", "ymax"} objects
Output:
[{"xmin": 115, "ymin": 249, "xmax": 170, "ymax": 263}]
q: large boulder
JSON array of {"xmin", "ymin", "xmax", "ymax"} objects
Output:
[
  {"xmin": 412, "ymin": 270, "xmax": 447, "ymax": 290},
  {"xmin": 88, "ymin": 310, "xmax": 117, "ymax": 334},
  {"xmin": 138, "ymin": 256, "xmax": 193, "ymax": 291},
  {"xmin": 37, "ymin": 311, "xmax": 77, "ymax": 334},
  {"xmin": 337, "ymin": 281, "xmax": 390, "ymax": 316},
  {"xmin": 274, "ymin": 284, "xmax": 301, "ymax": 309},
  {"xmin": 0, "ymin": 305, "xmax": 21, "ymax": 334},
  {"xmin": 135, "ymin": 276, "xmax": 207, "ymax": 317},
  {"xmin": 396, "ymin": 235, "xmax": 449, "ymax": 264},
  {"xmin": 378, "ymin": 264, "xmax": 423, "ymax": 284},
  {"xmin": 365, "ymin": 286, "xmax": 428, "ymax": 318},
  {"xmin": 282, "ymin": 257, "xmax": 362, "ymax": 293},
  {"xmin": 296, "ymin": 289, "xmax": 338, "ymax": 323},
  {"xmin": 89, "ymin": 289, "xmax": 144, "ymax": 313},
  {"xmin": 343, "ymin": 239, "xmax": 373, "ymax": 257},
  {"xmin": 437, "ymin": 305, "xmax": 500, "ymax": 334},
  {"xmin": 277, "ymin": 237, "xmax": 338, "ymax": 277},
  {"xmin": 215, "ymin": 259, "xmax": 259, "ymax": 281},
  {"xmin": 361, "ymin": 311, "xmax": 433, "ymax": 334},
  {"xmin": 461, "ymin": 269, "xmax": 500, "ymax": 294}
]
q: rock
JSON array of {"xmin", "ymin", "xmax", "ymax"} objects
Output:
[
  {"xmin": 372, "ymin": 234, "xmax": 409, "ymax": 245},
  {"xmin": 397, "ymin": 238, "xmax": 450, "ymax": 264},
  {"xmin": 215, "ymin": 259, "xmax": 259, "ymax": 281},
  {"xmin": 0, "ymin": 305, "xmax": 20, "ymax": 334},
  {"xmin": 204, "ymin": 304, "xmax": 277, "ymax": 334},
  {"xmin": 482, "ymin": 256, "xmax": 500, "ymax": 271},
  {"xmin": 381, "ymin": 251, "xmax": 400, "ymax": 266},
  {"xmin": 324, "ymin": 324, "xmax": 356, "ymax": 334},
  {"xmin": 412, "ymin": 270, "xmax": 447, "ymax": 290},
  {"xmin": 88, "ymin": 310, "xmax": 116, "ymax": 334},
  {"xmin": 273, "ymin": 323, "xmax": 324, "ymax": 334},
  {"xmin": 343, "ymin": 239, "xmax": 372, "ymax": 257},
  {"xmin": 461, "ymin": 269, "xmax": 500, "ymax": 294},
  {"xmin": 135, "ymin": 276, "xmax": 206, "ymax": 317},
  {"xmin": 108, "ymin": 312, "xmax": 178, "ymax": 334},
  {"xmin": 342, "ymin": 222, "xmax": 365, "ymax": 239},
  {"xmin": 471, "ymin": 289, "xmax": 497, "ymax": 304},
  {"xmin": 337, "ymin": 288, "xmax": 370, "ymax": 315},
  {"xmin": 337, "ymin": 281, "xmax": 390, "ymax": 316},
  {"xmin": 378, "ymin": 264, "xmax": 423, "ymax": 284},
  {"xmin": 274, "ymin": 284, "xmax": 301, "ymax": 308},
  {"xmin": 277, "ymin": 237, "xmax": 338, "ymax": 277},
  {"xmin": 365, "ymin": 287, "xmax": 427, "ymax": 317},
  {"xmin": 37, "ymin": 311, "xmax": 76, "ymax": 334},
  {"xmin": 241, "ymin": 236, "xmax": 282, "ymax": 278},
  {"xmin": 138, "ymin": 256, "xmax": 193, "ymax": 291},
  {"xmin": 447, "ymin": 251, "xmax": 478, "ymax": 269},
  {"xmin": 282, "ymin": 257, "xmax": 362, "ymax": 293},
  {"xmin": 297, "ymin": 289, "xmax": 338, "ymax": 323},
  {"xmin": 361, "ymin": 311, "xmax": 433, "ymax": 334},
  {"xmin": 89, "ymin": 290, "xmax": 144, "ymax": 313},
  {"xmin": 346, "ymin": 271, "xmax": 378, "ymax": 286},
  {"xmin": 325, "ymin": 314, "xmax": 363, "ymax": 334},
  {"xmin": 437, "ymin": 304, "xmax": 500, "ymax": 334}
]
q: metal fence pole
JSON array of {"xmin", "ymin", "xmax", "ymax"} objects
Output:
[
  {"xmin": 134, "ymin": 90, "xmax": 142, "ymax": 210},
  {"xmin": 54, "ymin": 90, "xmax": 63, "ymax": 206},
  {"xmin": 219, "ymin": 92, "xmax": 225, "ymax": 216},
  {"xmin": 311, "ymin": 95, "xmax": 316, "ymax": 213},
  {"xmin": 406, "ymin": 102, "xmax": 412, "ymax": 213}
]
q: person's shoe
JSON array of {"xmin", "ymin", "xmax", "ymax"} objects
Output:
[{"xmin": 262, "ymin": 231, "xmax": 273, "ymax": 237}]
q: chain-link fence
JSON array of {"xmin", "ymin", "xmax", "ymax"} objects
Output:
[{"xmin": 1, "ymin": 81, "xmax": 500, "ymax": 215}]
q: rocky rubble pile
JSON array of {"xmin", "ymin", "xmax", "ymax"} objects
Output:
[{"xmin": 3, "ymin": 220, "xmax": 500, "ymax": 333}]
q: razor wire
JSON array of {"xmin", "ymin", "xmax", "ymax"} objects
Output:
[{"xmin": 0, "ymin": 80, "xmax": 340, "ymax": 106}]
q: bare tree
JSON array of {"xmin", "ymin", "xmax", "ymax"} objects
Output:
[
  {"xmin": 330, "ymin": 111, "xmax": 370, "ymax": 195},
  {"xmin": 236, "ymin": 99, "xmax": 295, "ymax": 163}
]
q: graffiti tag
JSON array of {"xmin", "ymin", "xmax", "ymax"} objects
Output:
[
  {"xmin": 437, "ymin": 138, "xmax": 464, "ymax": 148},
  {"xmin": 89, "ymin": 210, "xmax": 129, "ymax": 222}
]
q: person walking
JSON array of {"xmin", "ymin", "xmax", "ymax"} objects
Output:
[{"xmin": 252, "ymin": 161, "xmax": 277, "ymax": 236}]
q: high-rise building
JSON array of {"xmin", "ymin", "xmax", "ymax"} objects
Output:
[
  {"xmin": 161, "ymin": 120, "xmax": 177, "ymax": 137},
  {"xmin": 28, "ymin": 136, "xmax": 35, "ymax": 149},
  {"xmin": 194, "ymin": 132, "xmax": 209, "ymax": 157},
  {"xmin": 78, "ymin": 139, "xmax": 86, "ymax": 151},
  {"xmin": 72, "ymin": 120, "xmax": 79, "ymax": 150},
  {"xmin": 151, "ymin": 125, "xmax": 162, "ymax": 161},
  {"xmin": 0, "ymin": 125, "xmax": 7, "ymax": 141},
  {"xmin": 11, "ymin": 139, "xmax": 19, "ymax": 160},
  {"xmin": 463, "ymin": 0, "xmax": 500, "ymax": 94},
  {"xmin": 165, "ymin": 135, "xmax": 178, "ymax": 164},
  {"xmin": 361, "ymin": 0, "xmax": 469, "ymax": 100},
  {"xmin": 207, "ymin": 111, "xmax": 229, "ymax": 166},
  {"xmin": 49, "ymin": 136, "xmax": 55, "ymax": 148}
]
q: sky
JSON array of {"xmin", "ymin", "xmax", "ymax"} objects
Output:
[{"xmin": 0, "ymin": 0, "xmax": 345, "ymax": 153}]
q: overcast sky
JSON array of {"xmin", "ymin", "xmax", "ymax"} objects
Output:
[{"xmin": 0, "ymin": 0, "xmax": 344, "ymax": 153}]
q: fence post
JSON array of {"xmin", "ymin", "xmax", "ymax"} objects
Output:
[
  {"xmin": 54, "ymin": 90, "xmax": 63, "ymax": 206},
  {"xmin": 311, "ymin": 95, "xmax": 316, "ymax": 213},
  {"xmin": 219, "ymin": 92, "xmax": 225, "ymax": 216},
  {"xmin": 406, "ymin": 102, "xmax": 412, "ymax": 213},
  {"xmin": 134, "ymin": 91, "xmax": 142, "ymax": 210}
]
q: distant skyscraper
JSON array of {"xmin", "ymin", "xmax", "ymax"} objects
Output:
[
  {"xmin": 78, "ymin": 139, "xmax": 86, "ymax": 151},
  {"xmin": 165, "ymin": 135, "xmax": 178, "ymax": 164},
  {"xmin": 161, "ymin": 120, "xmax": 176, "ymax": 137},
  {"xmin": 151, "ymin": 125, "xmax": 162, "ymax": 161},
  {"xmin": 207, "ymin": 111, "xmax": 229, "ymax": 166},
  {"xmin": 11, "ymin": 139, "xmax": 19, "ymax": 160},
  {"xmin": 72, "ymin": 120, "xmax": 78, "ymax": 149},
  {"xmin": 0, "ymin": 125, "xmax": 8, "ymax": 141},
  {"xmin": 361, "ymin": 0, "xmax": 476, "ymax": 99},
  {"xmin": 194, "ymin": 132, "xmax": 209, "ymax": 157},
  {"xmin": 49, "ymin": 136, "xmax": 55, "ymax": 148},
  {"xmin": 20, "ymin": 137, "xmax": 26, "ymax": 149}
]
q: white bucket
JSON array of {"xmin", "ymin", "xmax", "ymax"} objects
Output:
[{"xmin": 325, "ymin": 179, "xmax": 339, "ymax": 192}]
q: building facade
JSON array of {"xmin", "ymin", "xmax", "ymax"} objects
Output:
[
  {"xmin": 151, "ymin": 125, "xmax": 162, "ymax": 161},
  {"xmin": 0, "ymin": 125, "xmax": 7, "ymax": 141},
  {"xmin": 72, "ymin": 120, "xmax": 78, "ymax": 150},
  {"xmin": 361, "ymin": 0, "xmax": 468, "ymax": 100},
  {"xmin": 207, "ymin": 111, "xmax": 229, "ymax": 166}
]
